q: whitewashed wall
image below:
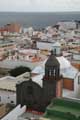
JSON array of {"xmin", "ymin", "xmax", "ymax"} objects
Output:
[
  {"xmin": 75, "ymin": 72, "xmax": 80, "ymax": 99},
  {"xmin": 37, "ymin": 41, "xmax": 53, "ymax": 50},
  {"xmin": 63, "ymin": 72, "xmax": 80, "ymax": 99},
  {"xmin": 73, "ymin": 54, "xmax": 80, "ymax": 61},
  {"xmin": 0, "ymin": 90, "xmax": 16, "ymax": 105},
  {"xmin": 1, "ymin": 105, "xmax": 26, "ymax": 120}
]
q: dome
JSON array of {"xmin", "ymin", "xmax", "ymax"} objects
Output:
[
  {"xmin": 45, "ymin": 51, "xmax": 60, "ymax": 67},
  {"xmin": 42, "ymin": 56, "xmax": 71, "ymax": 70}
]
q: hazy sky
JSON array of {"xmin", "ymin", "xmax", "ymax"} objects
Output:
[{"xmin": 0, "ymin": 0, "xmax": 80, "ymax": 12}]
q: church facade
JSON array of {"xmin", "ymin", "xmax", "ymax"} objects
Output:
[{"xmin": 16, "ymin": 51, "xmax": 62, "ymax": 112}]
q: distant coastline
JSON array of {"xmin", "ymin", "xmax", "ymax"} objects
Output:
[{"xmin": 0, "ymin": 12, "xmax": 80, "ymax": 29}]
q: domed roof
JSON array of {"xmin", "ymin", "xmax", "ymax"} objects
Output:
[
  {"xmin": 41, "ymin": 54, "xmax": 71, "ymax": 70},
  {"xmin": 45, "ymin": 51, "xmax": 60, "ymax": 67}
]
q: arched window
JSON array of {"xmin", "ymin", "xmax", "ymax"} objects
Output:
[
  {"xmin": 53, "ymin": 69, "xmax": 55, "ymax": 76},
  {"xmin": 49, "ymin": 69, "xmax": 52, "ymax": 76}
]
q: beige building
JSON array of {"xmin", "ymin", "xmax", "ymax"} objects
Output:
[
  {"xmin": 4, "ymin": 23, "xmax": 21, "ymax": 33},
  {"xmin": 0, "ymin": 40, "xmax": 16, "ymax": 60}
]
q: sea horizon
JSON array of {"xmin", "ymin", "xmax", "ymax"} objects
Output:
[{"xmin": 0, "ymin": 11, "xmax": 80, "ymax": 29}]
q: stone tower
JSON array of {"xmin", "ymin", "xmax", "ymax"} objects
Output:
[{"xmin": 43, "ymin": 51, "xmax": 62, "ymax": 107}]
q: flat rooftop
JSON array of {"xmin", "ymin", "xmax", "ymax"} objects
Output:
[
  {"xmin": 44, "ymin": 98, "xmax": 80, "ymax": 120},
  {"xmin": 0, "ymin": 72, "xmax": 30, "ymax": 92},
  {"xmin": 50, "ymin": 105, "xmax": 80, "ymax": 117},
  {"xmin": 0, "ymin": 40, "xmax": 15, "ymax": 46}
]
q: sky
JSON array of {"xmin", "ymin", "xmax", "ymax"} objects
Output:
[{"xmin": 0, "ymin": 0, "xmax": 80, "ymax": 12}]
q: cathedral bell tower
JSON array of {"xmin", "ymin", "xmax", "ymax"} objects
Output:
[
  {"xmin": 43, "ymin": 51, "xmax": 62, "ymax": 107},
  {"xmin": 45, "ymin": 51, "xmax": 60, "ymax": 80}
]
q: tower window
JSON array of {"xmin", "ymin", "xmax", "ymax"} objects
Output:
[
  {"xmin": 53, "ymin": 69, "xmax": 55, "ymax": 76},
  {"xmin": 49, "ymin": 70, "xmax": 52, "ymax": 76},
  {"xmin": 27, "ymin": 86, "xmax": 33, "ymax": 95}
]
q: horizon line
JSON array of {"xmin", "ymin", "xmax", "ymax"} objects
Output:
[{"xmin": 0, "ymin": 11, "xmax": 80, "ymax": 13}]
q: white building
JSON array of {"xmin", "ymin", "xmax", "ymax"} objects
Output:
[
  {"xmin": 58, "ymin": 21, "xmax": 76, "ymax": 30},
  {"xmin": 0, "ymin": 72, "xmax": 30, "ymax": 105},
  {"xmin": 63, "ymin": 69, "xmax": 80, "ymax": 99},
  {"xmin": 36, "ymin": 40, "xmax": 61, "ymax": 51},
  {"xmin": 37, "ymin": 41, "xmax": 53, "ymax": 50},
  {"xmin": 72, "ymin": 50, "xmax": 80, "ymax": 61}
]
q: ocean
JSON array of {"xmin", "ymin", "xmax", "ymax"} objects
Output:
[{"xmin": 0, "ymin": 12, "xmax": 80, "ymax": 29}]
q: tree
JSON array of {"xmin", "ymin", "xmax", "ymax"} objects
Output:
[{"xmin": 9, "ymin": 66, "xmax": 31, "ymax": 77}]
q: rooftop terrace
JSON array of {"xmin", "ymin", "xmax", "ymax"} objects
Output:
[{"xmin": 44, "ymin": 98, "xmax": 80, "ymax": 120}]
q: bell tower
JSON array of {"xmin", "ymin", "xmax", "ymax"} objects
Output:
[
  {"xmin": 45, "ymin": 51, "xmax": 60, "ymax": 79},
  {"xmin": 43, "ymin": 51, "xmax": 62, "ymax": 107}
]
